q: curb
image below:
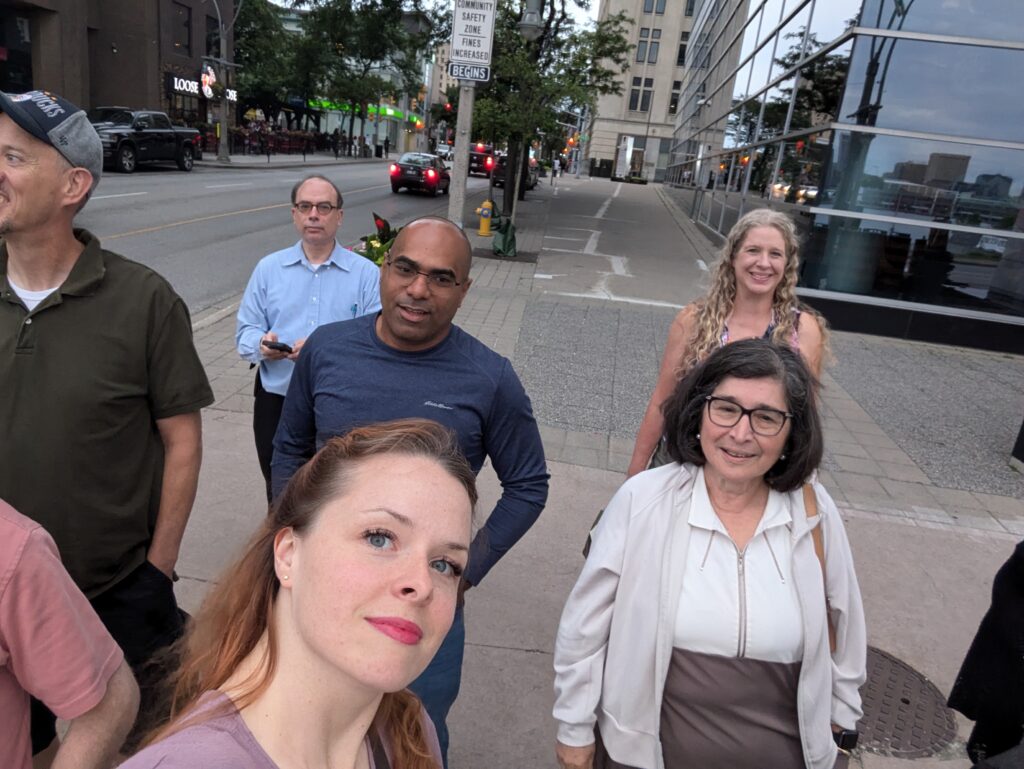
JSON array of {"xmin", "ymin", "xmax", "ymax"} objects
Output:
[
  {"xmin": 192, "ymin": 294, "xmax": 243, "ymax": 332},
  {"xmin": 195, "ymin": 156, "xmax": 386, "ymax": 171}
]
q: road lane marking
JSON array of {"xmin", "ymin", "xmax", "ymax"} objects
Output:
[
  {"xmin": 102, "ymin": 203, "xmax": 290, "ymax": 240},
  {"xmin": 92, "ymin": 192, "xmax": 148, "ymax": 200},
  {"xmin": 100, "ymin": 183, "xmax": 391, "ymax": 241},
  {"xmin": 545, "ymin": 236, "xmax": 585, "ymax": 241},
  {"xmin": 206, "ymin": 182, "xmax": 254, "ymax": 189},
  {"xmin": 594, "ymin": 183, "xmax": 621, "ymax": 218},
  {"xmin": 545, "ymin": 290, "xmax": 683, "ymax": 309}
]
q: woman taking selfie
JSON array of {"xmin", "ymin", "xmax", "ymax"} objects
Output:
[
  {"xmin": 122, "ymin": 419, "xmax": 476, "ymax": 769},
  {"xmin": 627, "ymin": 209, "xmax": 827, "ymax": 477},
  {"xmin": 554, "ymin": 340, "xmax": 866, "ymax": 769}
]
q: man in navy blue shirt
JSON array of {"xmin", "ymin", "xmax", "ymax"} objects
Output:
[{"xmin": 272, "ymin": 216, "xmax": 549, "ymax": 764}]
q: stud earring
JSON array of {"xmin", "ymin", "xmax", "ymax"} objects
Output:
[
  {"xmin": 281, "ymin": 574, "xmax": 290, "ymax": 580},
  {"xmin": 780, "ymin": 453, "xmax": 787, "ymax": 461},
  {"xmin": 696, "ymin": 432, "xmax": 701, "ymax": 440}
]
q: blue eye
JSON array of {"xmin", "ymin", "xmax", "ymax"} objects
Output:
[
  {"xmin": 431, "ymin": 558, "xmax": 463, "ymax": 578},
  {"xmin": 365, "ymin": 529, "xmax": 394, "ymax": 549}
]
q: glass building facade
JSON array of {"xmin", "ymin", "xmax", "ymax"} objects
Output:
[{"xmin": 666, "ymin": 0, "xmax": 1024, "ymax": 337}]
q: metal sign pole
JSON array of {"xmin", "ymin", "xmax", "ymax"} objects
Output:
[{"xmin": 446, "ymin": 82, "xmax": 476, "ymax": 227}]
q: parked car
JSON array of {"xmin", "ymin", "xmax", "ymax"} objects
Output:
[
  {"xmin": 389, "ymin": 152, "xmax": 451, "ymax": 195},
  {"xmin": 493, "ymin": 154, "xmax": 539, "ymax": 190},
  {"xmin": 88, "ymin": 108, "xmax": 201, "ymax": 173},
  {"xmin": 468, "ymin": 142, "xmax": 495, "ymax": 177},
  {"xmin": 434, "ymin": 143, "xmax": 453, "ymax": 160}
]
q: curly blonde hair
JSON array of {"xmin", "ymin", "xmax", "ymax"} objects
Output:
[{"xmin": 683, "ymin": 208, "xmax": 829, "ymax": 372}]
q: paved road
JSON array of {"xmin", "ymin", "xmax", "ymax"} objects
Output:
[{"xmin": 75, "ymin": 160, "xmax": 493, "ymax": 313}]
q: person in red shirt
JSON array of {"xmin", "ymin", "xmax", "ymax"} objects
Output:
[{"xmin": 0, "ymin": 500, "xmax": 139, "ymax": 769}]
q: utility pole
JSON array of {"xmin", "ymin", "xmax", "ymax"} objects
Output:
[
  {"xmin": 204, "ymin": 0, "xmax": 243, "ymax": 163},
  {"xmin": 446, "ymin": 82, "xmax": 476, "ymax": 226}
]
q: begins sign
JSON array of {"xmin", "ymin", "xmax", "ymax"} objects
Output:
[
  {"xmin": 447, "ymin": 62, "xmax": 490, "ymax": 82},
  {"xmin": 449, "ymin": 0, "xmax": 495, "ymax": 68}
]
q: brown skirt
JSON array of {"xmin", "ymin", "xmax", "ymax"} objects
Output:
[{"xmin": 594, "ymin": 648, "xmax": 845, "ymax": 769}]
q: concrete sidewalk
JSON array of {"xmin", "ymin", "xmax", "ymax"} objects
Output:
[{"xmin": 181, "ymin": 177, "xmax": 1022, "ymax": 769}]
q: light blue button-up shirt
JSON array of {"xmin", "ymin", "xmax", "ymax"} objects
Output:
[{"xmin": 236, "ymin": 240, "xmax": 382, "ymax": 396}]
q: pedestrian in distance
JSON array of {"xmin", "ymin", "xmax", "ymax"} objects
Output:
[
  {"xmin": 627, "ymin": 208, "xmax": 828, "ymax": 477},
  {"xmin": 332, "ymin": 128, "xmax": 341, "ymax": 160},
  {"xmin": 120, "ymin": 419, "xmax": 477, "ymax": 769},
  {"xmin": 0, "ymin": 499, "xmax": 140, "ymax": 769},
  {"xmin": 384, "ymin": 135, "xmax": 391, "ymax": 159},
  {"xmin": 0, "ymin": 89, "xmax": 214, "ymax": 753},
  {"xmin": 551, "ymin": 157, "xmax": 560, "ymax": 184},
  {"xmin": 236, "ymin": 175, "xmax": 381, "ymax": 501},
  {"xmin": 554, "ymin": 340, "xmax": 867, "ymax": 769},
  {"xmin": 271, "ymin": 216, "xmax": 550, "ymax": 765}
]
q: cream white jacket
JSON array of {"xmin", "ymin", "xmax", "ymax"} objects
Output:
[{"xmin": 553, "ymin": 463, "xmax": 867, "ymax": 769}]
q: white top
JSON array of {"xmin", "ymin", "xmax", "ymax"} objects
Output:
[
  {"xmin": 8, "ymin": 277, "xmax": 59, "ymax": 312},
  {"xmin": 674, "ymin": 468, "xmax": 804, "ymax": 663}
]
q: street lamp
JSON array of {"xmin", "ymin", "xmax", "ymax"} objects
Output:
[
  {"xmin": 518, "ymin": 0, "xmax": 543, "ymax": 42},
  {"xmin": 203, "ymin": 0, "xmax": 243, "ymax": 163}
]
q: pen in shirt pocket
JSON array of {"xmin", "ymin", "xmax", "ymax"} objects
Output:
[{"xmin": 351, "ymin": 303, "xmax": 358, "ymax": 318}]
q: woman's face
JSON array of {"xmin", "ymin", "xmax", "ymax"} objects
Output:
[
  {"xmin": 731, "ymin": 225, "xmax": 788, "ymax": 298},
  {"xmin": 699, "ymin": 375, "xmax": 791, "ymax": 487},
  {"xmin": 274, "ymin": 453, "xmax": 472, "ymax": 694}
]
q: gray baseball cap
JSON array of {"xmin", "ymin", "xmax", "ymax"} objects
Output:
[{"xmin": 0, "ymin": 90, "xmax": 103, "ymax": 194}]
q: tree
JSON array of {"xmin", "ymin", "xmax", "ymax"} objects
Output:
[
  {"xmin": 234, "ymin": 0, "xmax": 291, "ymax": 124},
  {"xmin": 467, "ymin": 0, "xmax": 631, "ymax": 211}
]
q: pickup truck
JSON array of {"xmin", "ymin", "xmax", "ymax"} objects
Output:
[{"xmin": 87, "ymin": 108, "xmax": 201, "ymax": 173}]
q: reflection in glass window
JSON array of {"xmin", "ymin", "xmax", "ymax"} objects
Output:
[
  {"xmin": 859, "ymin": 0, "xmax": 1024, "ymax": 43},
  {"xmin": 789, "ymin": 40, "xmax": 851, "ymax": 131},
  {"xmin": 800, "ymin": 211, "xmax": 1024, "ymax": 318},
  {"xmin": 839, "ymin": 37, "xmax": 1024, "ymax": 144},
  {"xmin": 769, "ymin": 4, "xmax": 810, "ymax": 84},
  {"xmin": 808, "ymin": 0, "xmax": 860, "ymax": 47},
  {"xmin": 816, "ymin": 131, "xmax": 1024, "ymax": 236}
]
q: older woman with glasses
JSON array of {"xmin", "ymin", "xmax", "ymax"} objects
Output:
[{"xmin": 553, "ymin": 339, "xmax": 866, "ymax": 769}]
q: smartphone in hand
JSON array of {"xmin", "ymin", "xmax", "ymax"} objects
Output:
[{"xmin": 262, "ymin": 340, "xmax": 293, "ymax": 354}]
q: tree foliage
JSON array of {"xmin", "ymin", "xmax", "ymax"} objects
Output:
[{"xmin": 234, "ymin": 0, "xmax": 292, "ymax": 123}]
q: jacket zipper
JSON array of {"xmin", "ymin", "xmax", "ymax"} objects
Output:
[{"xmin": 736, "ymin": 549, "xmax": 747, "ymax": 658}]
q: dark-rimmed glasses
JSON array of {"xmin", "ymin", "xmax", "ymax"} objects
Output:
[
  {"xmin": 385, "ymin": 258, "xmax": 463, "ymax": 290},
  {"xmin": 294, "ymin": 201, "xmax": 339, "ymax": 215},
  {"xmin": 705, "ymin": 395, "xmax": 792, "ymax": 436}
]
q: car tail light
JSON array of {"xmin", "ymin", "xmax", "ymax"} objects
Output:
[
  {"xmin": 426, "ymin": 168, "xmax": 437, "ymax": 180},
  {"xmin": 389, "ymin": 164, "xmax": 399, "ymax": 175},
  {"xmin": 476, "ymin": 142, "xmax": 485, "ymax": 151},
  {"xmin": 485, "ymin": 156, "xmax": 494, "ymax": 170}
]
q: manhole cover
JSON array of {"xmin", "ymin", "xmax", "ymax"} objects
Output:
[{"xmin": 859, "ymin": 646, "xmax": 958, "ymax": 758}]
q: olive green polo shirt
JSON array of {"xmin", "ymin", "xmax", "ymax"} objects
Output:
[{"xmin": 0, "ymin": 229, "xmax": 214, "ymax": 598}]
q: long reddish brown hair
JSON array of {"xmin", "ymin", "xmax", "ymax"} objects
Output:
[{"xmin": 141, "ymin": 418, "xmax": 477, "ymax": 768}]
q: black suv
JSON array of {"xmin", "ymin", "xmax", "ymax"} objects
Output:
[{"xmin": 468, "ymin": 142, "xmax": 495, "ymax": 177}]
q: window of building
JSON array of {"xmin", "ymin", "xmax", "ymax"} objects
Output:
[
  {"xmin": 172, "ymin": 2, "xmax": 192, "ymax": 56},
  {"xmin": 685, "ymin": 0, "xmax": 696, "ymax": 16},
  {"xmin": 637, "ymin": 28, "xmax": 649, "ymax": 62},
  {"xmin": 629, "ymin": 77, "xmax": 641, "ymax": 111},
  {"xmin": 655, "ymin": 0, "xmax": 666, "ymax": 14},
  {"xmin": 643, "ymin": 0, "xmax": 654, "ymax": 12},
  {"xmin": 649, "ymin": 29, "xmax": 661, "ymax": 63},
  {"xmin": 640, "ymin": 78, "xmax": 654, "ymax": 111},
  {"xmin": 669, "ymin": 80, "xmax": 682, "ymax": 114},
  {"xmin": 206, "ymin": 15, "xmax": 220, "ymax": 57},
  {"xmin": 677, "ymin": 32, "xmax": 689, "ymax": 66}
]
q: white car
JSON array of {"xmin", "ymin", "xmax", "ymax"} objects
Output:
[{"xmin": 435, "ymin": 144, "xmax": 453, "ymax": 159}]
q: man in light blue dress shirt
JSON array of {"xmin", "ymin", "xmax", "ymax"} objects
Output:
[{"xmin": 236, "ymin": 174, "xmax": 381, "ymax": 499}]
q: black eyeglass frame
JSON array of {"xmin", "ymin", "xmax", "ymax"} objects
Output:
[
  {"xmin": 293, "ymin": 201, "xmax": 340, "ymax": 215},
  {"xmin": 704, "ymin": 395, "xmax": 793, "ymax": 436},
  {"xmin": 385, "ymin": 258, "xmax": 464, "ymax": 289}
]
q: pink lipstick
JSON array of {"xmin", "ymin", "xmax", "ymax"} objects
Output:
[{"xmin": 366, "ymin": 617, "xmax": 423, "ymax": 645}]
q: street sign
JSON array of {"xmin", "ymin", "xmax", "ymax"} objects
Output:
[
  {"xmin": 449, "ymin": 0, "xmax": 496, "ymax": 67},
  {"xmin": 447, "ymin": 62, "xmax": 490, "ymax": 82}
]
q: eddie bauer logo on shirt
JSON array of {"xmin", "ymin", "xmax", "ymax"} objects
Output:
[{"xmin": 424, "ymin": 400, "xmax": 454, "ymax": 410}]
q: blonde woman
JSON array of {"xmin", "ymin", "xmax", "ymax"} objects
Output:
[{"xmin": 627, "ymin": 209, "xmax": 828, "ymax": 477}]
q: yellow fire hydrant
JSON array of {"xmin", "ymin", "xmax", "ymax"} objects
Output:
[{"xmin": 476, "ymin": 200, "xmax": 494, "ymax": 236}]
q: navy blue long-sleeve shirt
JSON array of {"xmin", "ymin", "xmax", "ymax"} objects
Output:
[{"xmin": 271, "ymin": 313, "xmax": 549, "ymax": 585}]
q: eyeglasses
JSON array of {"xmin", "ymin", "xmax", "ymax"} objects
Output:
[
  {"xmin": 705, "ymin": 396, "xmax": 792, "ymax": 436},
  {"xmin": 294, "ymin": 201, "xmax": 339, "ymax": 215},
  {"xmin": 385, "ymin": 258, "xmax": 462, "ymax": 290}
]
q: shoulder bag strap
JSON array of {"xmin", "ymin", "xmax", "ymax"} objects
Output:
[
  {"xmin": 803, "ymin": 483, "xmax": 837, "ymax": 654},
  {"xmin": 369, "ymin": 727, "xmax": 391, "ymax": 769}
]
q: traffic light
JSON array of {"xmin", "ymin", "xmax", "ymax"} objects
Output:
[{"xmin": 444, "ymin": 102, "xmax": 452, "ymax": 112}]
